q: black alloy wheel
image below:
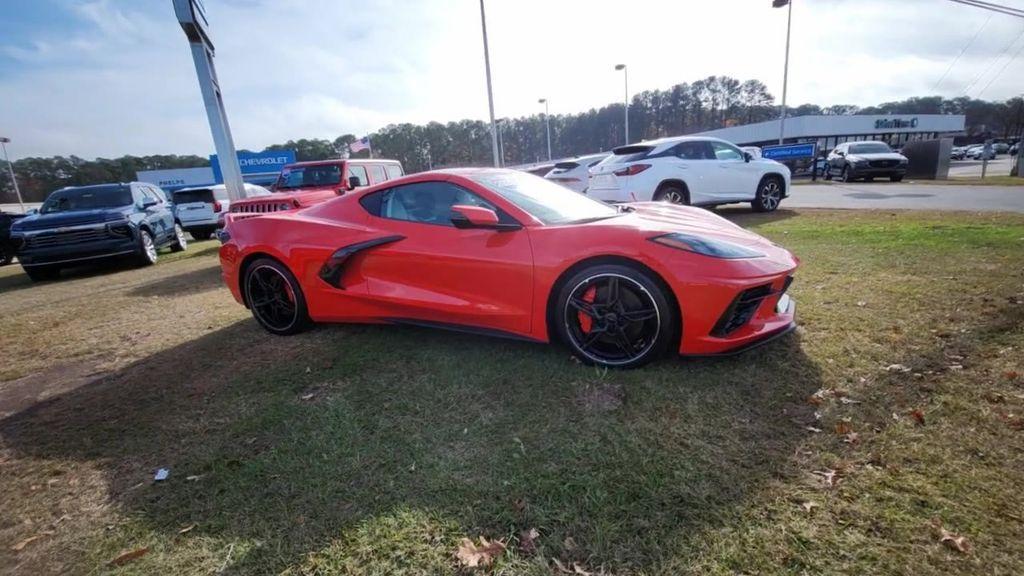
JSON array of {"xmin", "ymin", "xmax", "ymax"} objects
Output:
[
  {"xmin": 655, "ymin": 186, "xmax": 688, "ymax": 205},
  {"xmin": 555, "ymin": 264, "xmax": 674, "ymax": 368},
  {"xmin": 244, "ymin": 258, "xmax": 311, "ymax": 335}
]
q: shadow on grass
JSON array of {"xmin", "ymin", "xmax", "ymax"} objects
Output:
[
  {"xmin": 128, "ymin": 263, "xmax": 223, "ymax": 298},
  {"xmin": 717, "ymin": 207, "xmax": 801, "ymax": 227},
  {"xmin": 0, "ymin": 319, "xmax": 822, "ymax": 573}
]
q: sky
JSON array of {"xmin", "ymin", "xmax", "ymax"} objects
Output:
[{"xmin": 1, "ymin": 0, "xmax": 1023, "ymax": 160}]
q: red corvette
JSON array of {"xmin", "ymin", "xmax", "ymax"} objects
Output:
[{"xmin": 219, "ymin": 169, "xmax": 798, "ymax": 368}]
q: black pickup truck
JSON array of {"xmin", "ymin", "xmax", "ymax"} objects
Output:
[{"xmin": 0, "ymin": 210, "xmax": 26, "ymax": 266}]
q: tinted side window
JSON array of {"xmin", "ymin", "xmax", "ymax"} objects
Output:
[
  {"xmin": 368, "ymin": 164, "xmax": 386, "ymax": 184},
  {"xmin": 384, "ymin": 164, "xmax": 403, "ymax": 180},
  {"xmin": 710, "ymin": 141, "xmax": 744, "ymax": 161},
  {"xmin": 347, "ymin": 165, "xmax": 369, "ymax": 187},
  {"xmin": 364, "ymin": 181, "xmax": 499, "ymax": 227},
  {"xmin": 674, "ymin": 141, "xmax": 713, "ymax": 160}
]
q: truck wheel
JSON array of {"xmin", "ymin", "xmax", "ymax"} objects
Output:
[
  {"xmin": 136, "ymin": 229, "xmax": 158, "ymax": 266},
  {"xmin": 170, "ymin": 223, "xmax": 188, "ymax": 252}
]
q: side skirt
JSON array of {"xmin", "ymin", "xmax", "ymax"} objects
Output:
[{"xmin": 387, "ymin": 318, "xmax": 544, "ymax": 344}]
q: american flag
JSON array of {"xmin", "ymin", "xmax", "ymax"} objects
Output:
[{"xmin": 349, "ymin": 137, "xmax": 370, "ymax": 153}]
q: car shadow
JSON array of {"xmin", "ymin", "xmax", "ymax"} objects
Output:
[
  {"xmin": 0, "ymin": 319, "xmax": 822, "ymax": 573},
  {"xmin": 127, "ymin": 263, "xmax": 223, "ymax": 298},
  {"xmin": 716, "ymin": 207, "xmax": 801, "ymax": 227}
]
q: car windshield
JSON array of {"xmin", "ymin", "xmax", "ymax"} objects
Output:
[
  {"xmin": 41, "ymin": 186, "xmax": 133, "ymax": 213},
  {"xmin": 469, "ymin": 171, "xmax": 618, "ymax": 225},
  {"xmin": 849, "ymin": 143, "xmax": 892, "ymax": 154},
  {"xmin": 275, "ymin": 165, "xmax": 341, "ymax": 190}
]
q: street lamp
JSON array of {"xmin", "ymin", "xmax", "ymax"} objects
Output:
[
  {"xmin": 479, "ymin": 0, "xmax": 501, "ymax": 167},
  {"xmin": 615, "ymin": 64, "xmax": 629, "ymax": 145},
  {"xmin": 0, "ymin": 137, "xmax": 26, "ymax": 213},
  {"xmin": 496, "ymin": 118, "xmax": 508, "ymax": 167},
  {"xmin": 538, "ymin": 99, "xmax": 552, "ymax": 162},
  {"xmin": 773, "ymin": 0, "xmax": 793, "ymax": 145}
]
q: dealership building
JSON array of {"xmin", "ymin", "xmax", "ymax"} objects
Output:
[
  {"xmin": 696, "ymin": 114, "xmax": 966, "ymax": 152},
  {"xmin": 136, "ymin": 150, "xmax": 296, "ymax": 192}
]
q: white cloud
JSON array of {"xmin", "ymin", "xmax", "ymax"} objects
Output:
[{"xmin": 1, "ymin": 0, "xmax": 1022, "ymax": 159}]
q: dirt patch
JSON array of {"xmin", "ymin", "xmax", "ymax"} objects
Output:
[{"xmin": 0, "ymin": 361, "xmax": 107, "ymax": 420}]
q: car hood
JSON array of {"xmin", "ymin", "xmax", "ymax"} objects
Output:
[
  {"xmin": 13, "ymin": 207, "xmax": 131, "ymax": 231},
  {"xmin": 613, "ymin": 202, "xmax": 778, "ymax": 248},
  {"xmin": 847, "ymin": 152, "xmax": 906, "ymax": 162}
]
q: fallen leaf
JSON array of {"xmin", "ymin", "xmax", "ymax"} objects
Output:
[
  {"xmin": 857, "ymin": 301, "xmax": 867, "ymax": 307},
  {"xmin": 800, "ymin": 500, "xmax": 819, "ymax": 513},
  {"xmin": 835, "ymin": 421, "xmax": 853, "ymax": 435},
  {"xmin": 185, "ymin": 475, "xmax": 202, "ymax": 482},
  {"xmin": 300, "ymin": 393, "xmax": 315, "ymax": 401},
  {"xmin": 519, "ymin": 528, "xmax": 539, "ymax": 555},
  {"xmin": 910, "ymin": 409, "xmax": 926, "ymax": 426},
  {"xmin": 886, "ymin": 363, "xmax": 911, "ymax": 373},
  {"xmin": 552, "ymin": 558, "xmax": 593, "ymax": 575},
  {"xmin": 572, "ymin": 563, "xmax": 594, "ymax": 575},
  {"xmin": 932, "ymin": 519, "xmax": 971, "ymax": 554},
  {"xmin": 843, "ymin": 431, "xmax": 860, "ymax": 444},
  {"xmin": 839, "ymin": 397, "xmax": 862, "ymax": 405},
  {"xmin": 108, "ymin": 546, "xmax": 150, "ymax": 566},
  {"xmin": 563, "ymin": 536, "xmax": 578, "ymax": 551},
  {"xmin": 456, "ymin": 536, "xmax": 506, "ymax": 568},
  {"xmin": 1005, "ymin": 370, "xmax": 1020, "ymax": 381},
  {"xmin": 178, "ymin": 524, "xmax": 196, "ymax": 535},
  {"xmin": 984, "ymin": 391, "xmax": 1006, "ymax": 404},
  {"xmin": 805, "ymin": 426, "xmax": 823, "ymax": 433},
  {"xmin": 11, "ymin": 531, "xmax": 54, "ymax": 551},
  {"xmin": 807, "ymin": 394, "xmax": 824, "ymax": 406}
]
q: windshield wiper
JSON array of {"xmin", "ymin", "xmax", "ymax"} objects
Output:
[{"xmin": 616, "ymin": 204, "xmax": 636, "ymax": 213}]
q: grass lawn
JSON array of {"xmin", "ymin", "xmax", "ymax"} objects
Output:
[{"xmin": 1, "ymin": 209, "xmax": 1023, "ymax": 575}]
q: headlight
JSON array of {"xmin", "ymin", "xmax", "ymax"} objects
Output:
[{"xmin": 649, "ymin": 233, "xmax": 764, "ymax": 259}]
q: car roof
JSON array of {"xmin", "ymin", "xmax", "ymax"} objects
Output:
[
  {"xmin": 613, "ymin": 135, "xmax": 733, "ymax": 154},
  {"xmin": 284, "ymin": 159, "xmax": 400, "ymax": 168},
  {"xmin": 174, "ymin": 183, "xmax": 263, "ymax": 192}
]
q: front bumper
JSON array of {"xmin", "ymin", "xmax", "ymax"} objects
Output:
[
  {"xmin": 681, "ymin": 295, "xmax": 796, "ymax": 357},
  {"xmin": 849, "ymin": 165, "xmax": 907, "ymax": 178}
]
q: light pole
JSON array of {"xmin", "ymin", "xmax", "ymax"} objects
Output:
[
  {"xmin": 497, "ymin": 118, "xmax": 507, "ymax": 167},
  {"xmin": 0, "ymin": 137, "xmax": 26, "ymax": 213},
  {"xmin": 774, "ymin": 0, "xmax": 792, "ymax": 145},
  {"xmin": 479, "ymin": 0, "xmax": 501, "ymax": 167},
  {"xmin": 538, "ymin": 99, "xmax": 552, "ymax": 161},
  {"xmin": 615, "ymin": 64, "xmax": 629, "ymax": 145}
]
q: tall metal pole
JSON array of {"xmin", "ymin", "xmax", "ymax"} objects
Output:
[
  {"xmin": 539, "ymin": 99, "xmax": 551, "ymax": 161},
  {"xmin": 0, "ymin": 138, "xmax": 26, "ymax": 213},
  {"xmin": 778, "ymin": 0, "xmax": 793, "ymax": 145},
  {"xmin": 479, "ymin": 0, "xmax": 500, "ymax": 168},
  {"xmin": 615, "ymin": 64, "xmax": 629, "ymax": 145},
  {"xmin": 497, "ymin": 119, "xmax": 505, "ymax": 167}
]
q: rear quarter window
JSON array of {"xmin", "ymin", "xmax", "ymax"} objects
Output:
[{"xmin": 385, "ymin": 164, "xmax": 404, "ymax": 180}]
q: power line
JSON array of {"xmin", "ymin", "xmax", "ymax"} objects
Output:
[
  {"xmin": 947, "ymin": 0, "xmax": 1024, "ymax": 18},
  {"xmin": 977, "ymin": 31, "xmax": 1024, "ymax": 96},
  {"xmin": 933, "ymin": 13, "xmax": 992, "ymax": 91},
  {"xmin": 963, "ymin": 23, "xmax": 1024, "ymax": 94}
]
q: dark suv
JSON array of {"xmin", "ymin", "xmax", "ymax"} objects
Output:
[
  {"xmin": 1, "ymin": 211, "xmax": 26, "ymax": 266},
  {"xmin": 10, "ymin": 182, "xmax": 187, "ymax": 281}
]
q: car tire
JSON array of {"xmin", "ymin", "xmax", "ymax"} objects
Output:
[
  {"xmin": 170, "ymin": 223, "xmax": 188, "ymax": 252},
  {"xmin": 890, "ymin": 175, "xmax": 904, "ymax": 182},
  {"xmin": 244, "ymin": 257, "xmax": 312, "ymax": 336},
  {"xmin": 751, "ymin": 176, "xmax": 784, "ymax": 213},
  {"xmin": 136, "ymin": 229, "xmax": 158, "ymax": 266},
  {"xmin": 824, "ymin": 167, "xmax": 833, "ymax": 181},
  {"xmin": 0, "ymin": 246, "xmax": 13, "ymax": 266},
  {"xmin": 24, "ymin": 265, "xmax": 60, "ymax": 282},
  {"xmin": 553, "ymin": 263, "xmax": 676, "ymax": 369},
  {"xmin": 841, "ymin": 166, "xmax": 855, "ymax": 182},
  {"xmin": 654, "ymin": 185, "xmax": 688, "ymax": 205}
]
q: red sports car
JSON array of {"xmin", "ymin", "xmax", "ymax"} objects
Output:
[{"xmin": 218, "ymin": 169, "xmax": 798, "ymax": 368}]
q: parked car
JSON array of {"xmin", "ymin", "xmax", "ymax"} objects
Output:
[
  {"xmin": 525, "ymin": 164, "xmax": 555, "ymax": 177},
  {"xmin": 228, "ymin": 159, "xmax": 403, "ymax": 219},
  {"xmin": 993, "ymin": 142, "xmax": 1010, "ymax": 154},
  {"xmin": 950, "ymin": 146, "xmax": 967, "ymax": 160},
  {"xmin": 9, "ymin": 182, "xmax": 186, "ymax": 281},
  {"xmin": 970, "ymin": 145, "xmax": 996, "ymax": 160},
  {"xmin": 543, "ymin": 153, "xmax": 609, "ymax": 193},
  {"xmin": 220, "ymin": 168, "xmax": 798, "ymax": 368},
  {"xmin": 587, "ymin": 136, "xmax": 791, "ymax": 212},
  {"xmin": 825, "ymin": 141, "xmax": 908, "ymax": 182},
  {"xmin": 1011, "ymin": 142, "xmax": 1019, "ymax": 156},
  {"xmin": 173, "ymin": 183, "xmax": 272, "ymax": 240},
  {"xmin": 0, "ymin": 210, "xmax": 27, "ymax": 265}
]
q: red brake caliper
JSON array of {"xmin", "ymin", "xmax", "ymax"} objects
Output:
[{"xmin": 578, "ymin": 286, "xmax": 598, "ymax": 333}]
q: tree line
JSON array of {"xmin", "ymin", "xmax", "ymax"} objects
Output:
[{"xmin": 3, "ymin": 75, "xmax": 1023, "ymax": 202}]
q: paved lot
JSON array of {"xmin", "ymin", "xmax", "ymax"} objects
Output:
[
  {"xmin": 949, "ymin": 156, "xmax": 1015, "ymax": 178},
  {"xmin": 788, "ymin": 181, "xmax": 1024, "ymax": 212}
]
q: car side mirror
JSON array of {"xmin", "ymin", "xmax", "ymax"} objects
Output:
[
  {"xmin": 26, "ymin": 208, "xmax": 39, "ymax": 215},
  {"xmin": 451, "ymin": 204, "xmax": 500, "ymax": 228},
  {"xmin": 743, "ymin": 152, "xmax": 753, "ymax": 163},
  {"xmin": 347, "ymin": 176, "xmax": 361, "ymax": 191},
  {"xmin": 141, "ymin": 198, "xmax": 159, "ymax": 209}
]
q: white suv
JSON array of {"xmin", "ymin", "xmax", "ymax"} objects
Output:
[{"xmin": 587, "ymin": 136, "xmax": 791, "ymax": 212}]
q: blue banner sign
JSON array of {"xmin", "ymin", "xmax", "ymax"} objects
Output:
[
  {"xmin": 210, "ymin": 150, "xmax": 296, "ymax": 183},
  {"xmin": 762, "ymin": 143, "xmax": 816, "ymax": 160}
]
